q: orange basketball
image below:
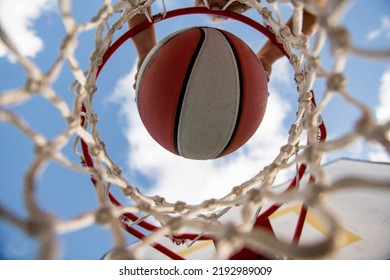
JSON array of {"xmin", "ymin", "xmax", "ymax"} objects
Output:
[{"xmin": 135, "ymin": 27, "xmax": 268, "ymax": 160}]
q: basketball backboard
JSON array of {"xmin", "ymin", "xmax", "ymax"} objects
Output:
[{"xmin": 103, "ymin": 158, "xmax": 390, "ymax": 260}]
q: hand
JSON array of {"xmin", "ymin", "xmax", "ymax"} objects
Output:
[
  {"xmin": 133, "ymin": 53, "xmax": 148, "ymax": 90},
  {"xmin": 128, "ymin": 9, "xmax": 157, "ymax": 90}
]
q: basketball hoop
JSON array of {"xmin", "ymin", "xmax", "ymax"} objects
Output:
[{"xmin": 80, "ymin": 7, "xmax": 327, "ymax": 260}]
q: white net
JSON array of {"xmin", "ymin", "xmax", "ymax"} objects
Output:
[{"xmin": 0, "ymin": 0, "xmax": 389, "ymax": 259}]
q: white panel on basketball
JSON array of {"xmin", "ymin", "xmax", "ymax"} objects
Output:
[{"xmin": 177, "ymin": 28, "xmax": 240, "ymax": 159}]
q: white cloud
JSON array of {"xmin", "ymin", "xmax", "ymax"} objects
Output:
[
  {"xmin": 366, "ymin": 15, "xmax": 390, "ymax": 41},
  {"xmin": 375, "ymin": 69, "xmax": 390, "ymax": 124},
  {"xmin": 0, "ymin": 0, "xmax": 56, "ymax": 60},
  {"xmin": 270, "ymin": 58, "xmax": 292, "ymax": 86},
  {"xmin": 109, "ymin": 61, "xmax": 292, "ymax": 205},
  {"xmin": 367, "ymin": 69, "xmax": 390, "ymax": 163}
]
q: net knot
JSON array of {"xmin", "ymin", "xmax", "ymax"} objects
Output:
[
  {"xmin": 87, "ymin": 83, "xmax": 98, "ymax": 95},
  {"xmin": 306, "ymin": 55, "xmax": 320, "ymax": 72},
  {"xmin": 152, "ymin": 13, "xmax": 165, "ymax": 23},
  {"xmin": 153, "ymin": 195, "xmax": 165, "ymax": 205},
  {"xmin": 112, "ymin": 21, "xmax": 123, "ymax": 31},
  {"xmin": 329, "ymin": 26, "xmax": 351, "ymax": 55},
  {"xmin": 279, "ymin": 26, "xmax": 291, "ymax": 39},
  {"xmin": 264, "ymin": 162, "xmax": 281, "ymax": 177},
  {"xmin": 233, "ymin": 185, "xmax": 247, "ymax": 199},
  {"xmin": 25, "ymin": 76, "xmax": 43, "ymax": 93},
  {"xmin": 354, "ymin": 116, "xmax": 381, "ymax": 142},
  {"xmin": 201, "ymin": 199, "xmax": 217, "ymax": 209},
  {"xmin": 89, "ymin": 144, "xmax": 101, "ymax": 157},
  {"xmin": 298, "ymin": 90, "xmax": 313, "ymax": 104},
  {"xmin": 35, "ymin": 141, "xmax": 55, "ymax": 158},
  {"xmin": 122, "ymin": 185, "xmax": 135, "ymax": 198},
  {"xmin": 87, "ymin": 112, "xmax": 99, "ymax": 125},
  {"xmin": 95, "ymin": 206, "xmax": 115, "ymax": 226},
  {"xmin": 280, "ymin": 144, "xmax": 297, "ymax": 157},
  {"xmin": 294, "ymin": 71, "xmax": 305, "ymax": 84},
  {"xmin": 290, "ymin": 53, "xmax": 299, "ymax": 65},
  {"xmin": 137, "ymin": 200, "xmax": 152, "ymax": 212},
  {"xmin": 261, "ymin": 7, "xmax": 272, "ymax": 20},
  {"xmin": 295, "ymin": 34, "xmax": 308, "ymax": 49},
  {"xmin": 174, "ymin": 201, "xmax": 188, "ymax": 212},
  {"xmin": 327, "ymin": 72, "xmax": 346, "ymax": 92},
  {"xmin": 109, "ymin": 164, "xmax": 122, "ymax": 177},
  {"xmin": 289, "ymin": 123, "xmax": 302, "ymax": 137}
]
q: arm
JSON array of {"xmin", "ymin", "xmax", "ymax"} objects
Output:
[
  {"xmin": 128, "ymin": 8, "xmax": 157, "ymax": 86},
  {"xmin": 257, "ymin": 9, "xmax": 318, "ymax": 81}
]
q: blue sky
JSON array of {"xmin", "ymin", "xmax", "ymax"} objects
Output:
[{"xmin": 0, "ymin": 0, "xmax": 389, "ymax": 259}]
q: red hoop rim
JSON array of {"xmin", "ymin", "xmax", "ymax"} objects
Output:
[{"xmin": 80, "ymin": 7, "xmax": 327, "ymax": 260}]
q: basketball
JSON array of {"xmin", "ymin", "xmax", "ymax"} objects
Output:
[{"xmin": 135, "ymin": 27, "xmax": 268, "ymax": 160}]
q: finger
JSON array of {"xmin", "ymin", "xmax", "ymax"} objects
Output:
[{"xmin": 133, "ymin": 72, "xmax": 138, "ymax": 90}]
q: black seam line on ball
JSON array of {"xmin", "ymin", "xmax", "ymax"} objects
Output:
[{"xmin": 173, "ymin": 27, "xmax": 206, "ymax": 156}]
